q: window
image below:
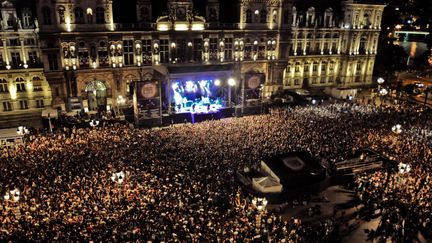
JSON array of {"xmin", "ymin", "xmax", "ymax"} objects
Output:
[
  {"xmin": 159, "ymin": 39, "xmax": 169, "ymax": 63},
  {"xmin": 0, "ymin": 53, "xmax": 3, "ymax": 67},
  {"xmin": 96, "ymin": 7, "xmax": 105, "ymax": 24},
  {"xmin": 304, "ymin": 64, "xmax": 309, "ymax": 73},
  {"xmin": 98, "ymin": 50, "xmax": 109, "ymax": 67},
  {"xmin": 356, "ymin": 63, "xmax": 362, "ymax": 75},
  {"xmin": 78, "ymin": 50, "xmax": 89, "ymax": 67},
  {"xmin": 140, "ymin": 7, "xmax": 150, "ymax": 22},
  {"xmin": 193, "ymin": 38, "xmax": 202, "ymax": 62},
  {"xmin": 36, "ymin": 99, "xmax": 44, "ymax": 108},
  {"xmin": 295, "ymin": 63, "xmax": 300, "ymax": 73},
  {"xmin": 2, "ymin": 101, "xmax": 12, "ymax": 111},
  {"xmin": 23, "ymin": 11, "xmax": 33, "ymax": 27},
  {"xmin": 11, "ymin": 52, "xmax": 21, "ymax": 67},
  {"xmin": 9, "ymin": 39, "xmax": 19, "ymax": 46},
  {"xmin": 7, "ymin": 14, "xmax": 14, "ymax": 27},
  {"xmin": 58, "ymin": 6, "xmax": 65, "ymax": 23},
  {"xmin": 142, "ymin": 39, "xmax": 152, "ymax": 64},
  {"xmin": 42, "ymin": 7, "xmax": 52, "ymax": 25},
  {"xmin": 320, "ymin": 77, "xmax": 326, "ymax": 83},
  {"xmin": 321, "ymin": 62, "xmax": 327, "ymax": 72},
  {"xmin": 359, "ymin": 38, "xmax": 367, "ymax": 54},
  {"xmin": 294, "ymin": 79, "xmax": 299, "ymax": 85},
  {"xmin": 224, "ymin": 38, "xmax": 233, "ymax": 61},
  {"xmin": 123, "ymin": 40, "xmax": 134, "ymax": 65},
  {"xmin": 209, "ymin": 38, "xmax": 218, "ymax": 60},
  {"xmin": 74, "ymin": 8, "xmax": 85, "ymax": 24},
  {"xmin": 246, "ymin": 9, "xmax": 252, "ymax": 23},
  {"xmin": 26, "ymin": 38, "xmax": 36, "ymax": 45},
  {"xmin": 260, "ymin": 10, "xmax": 267, "ymax": 23},
  {"xmin": 48, "ymin": 53, "xmax": 58, "ymax": 70},
  {"xmin": 28, "ymin": 51, "xmax": 38, "ymax": 64},
  {"xmin": 312, "ymin": 62, "xmax": 318, "ymax": 72},
  {"xmin": 19, "ymin": 100, "xmax": 28, "ymax": 110},
  {"xmin": 0, "ymin": 79, "xmax": 8, "ymax": 93},
  {"xmin": 16, "ymin": 78, "xmax": 26, "ymax": 92}
]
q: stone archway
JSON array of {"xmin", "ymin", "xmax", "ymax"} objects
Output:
[{"xmin": 85, "ymin": 80, "xmax": 107, "ymax": 111}]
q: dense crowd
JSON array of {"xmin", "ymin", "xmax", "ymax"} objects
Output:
[{"xmin": 0, "ymin": 100, "xmax": 431, "ymax": 241}]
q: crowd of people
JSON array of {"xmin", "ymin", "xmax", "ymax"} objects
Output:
[{"xmin": 0, "ymin": 99, "xmax": 431, "ymax": 241}]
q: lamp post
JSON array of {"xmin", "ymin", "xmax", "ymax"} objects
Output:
[{"xmin": 228, "ymin": 78, "xmax": 236, "ymax": 107}]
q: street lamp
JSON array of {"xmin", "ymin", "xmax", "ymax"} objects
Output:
[
  {"xmin": 377, "ymin": 78, "xmax": 385, "ymax": 85},
  {"xmin": 227, "ymin": 78, "xmax": 236, "ymax": 107},
  {"xmin": 214, "ymin": 79, "xmax": 221, "ymax": 86}
]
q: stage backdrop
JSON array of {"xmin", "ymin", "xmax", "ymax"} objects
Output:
[{"xmin": 133, "ymin": 80, "xmax": 161, "ymax": 125}]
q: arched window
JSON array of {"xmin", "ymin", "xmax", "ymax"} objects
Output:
[
  {"xmin": 42, "ymin": 7, "xmax": 52, "ymax": 25},
  {"xmin": 246, "ymin": 9, "xmax": 252, "ymax": 23},
  {"xmin": 74, "ymin": 7, "xmax": 84, "ymax": 24},
  {"xmin": 96, "ymin": 7, "xmax": 105, "ymax": 24},
  {"xmin": 260, "ymin": 9, "xmax": 267, "ymax": 23},
  {"xmin": 58, "ymin": 6, "xmax": 65, "ymax": 23}
]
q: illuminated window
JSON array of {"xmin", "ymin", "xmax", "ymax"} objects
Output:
[{"xmin": 123, "ymin": 40, "xmax": 134, "ymax": 65}]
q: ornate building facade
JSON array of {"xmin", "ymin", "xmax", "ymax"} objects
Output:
[
  {"xmin": 0, "ymin": 1, "xmax": 51, "ymax": 128},
  {"xmin": 0, "ymin": 0, "xmax": 385, "ymax": 126}
]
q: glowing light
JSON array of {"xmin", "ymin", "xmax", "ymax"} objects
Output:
[
  {"xmin": 254, "ymin": 10, "xmax": 259, "ymax": 15},
  {"xmin": 214, "ymin": 79, "xmax": 221, "ymax": 86},
  {"xmin": 228, "ymin": 78, "xmax": 236, "ymax": 86},
  {"xmin": 92, "ymin": 62, "xmax": 97, "ymax": 69},
  {"xmin": 23, "ymin": 63, "xmax": 28, "ymax": 69},
  {"xmin": 377, "ymin": 77, "xmax": 385, "ymax": 84},
  {"xmin": 191, "ymin": 23, "xmax": 204, "ymax": 31},
  {"xmin": 188, "ymin": 42, "xmax": 193, "ymax": 47},
  {"xmin": 185, "ymin": 81, "xmax": 195, "ymax": 92},
  {"xmin": 157, "ymin": 23, "xmax": 169, "ymax": 31},
  {"xmin": 174, "ymin": 23, "xmax": 189, "ymax": 31},
  {"xmin": 87, "ymin": 8, "xmax": 93, "ymax": 15},
  {"xmin": 6, "ymin": 64, "xmax": 11, "ymax": 70},
  {"xmin": 379, "ymin": 88, "xmax": 388, "ymax": 96},
  {"xmin": 253, "ymin": 40, "xmax": 258, "ymax": 45},
  {"xmin": 171, "ymin": 42, "xmax": 176, "ymax": 48}
]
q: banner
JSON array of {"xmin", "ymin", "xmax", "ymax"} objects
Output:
[{"xmin": 133, "ymin": 80, "xmax": 162, "ymax": 125}]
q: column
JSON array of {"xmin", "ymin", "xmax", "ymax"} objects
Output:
[
  {"xmin": 2, "ymin": 38, "xmax": 9, "ymax": 67},
  {"xmin": 20, "ymin": 37, "xmax": 27, "ymax": 67}
]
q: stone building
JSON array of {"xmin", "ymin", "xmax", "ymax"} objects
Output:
[
  {"xmin": 0, "ymin": 0, "xmax": 51, "ymax": 128},
  {"xmin": 3, "ymin": 0, "xmax": 385, "ymax": 120}
]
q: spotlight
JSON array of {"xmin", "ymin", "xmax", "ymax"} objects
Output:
[
  {"xmin": 228, "ymin": 78, "xmax": 236, "ymax": 86},
  {"xmin": 214, "ymin": 79, "xmax": 221, "ymax": 86}
]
